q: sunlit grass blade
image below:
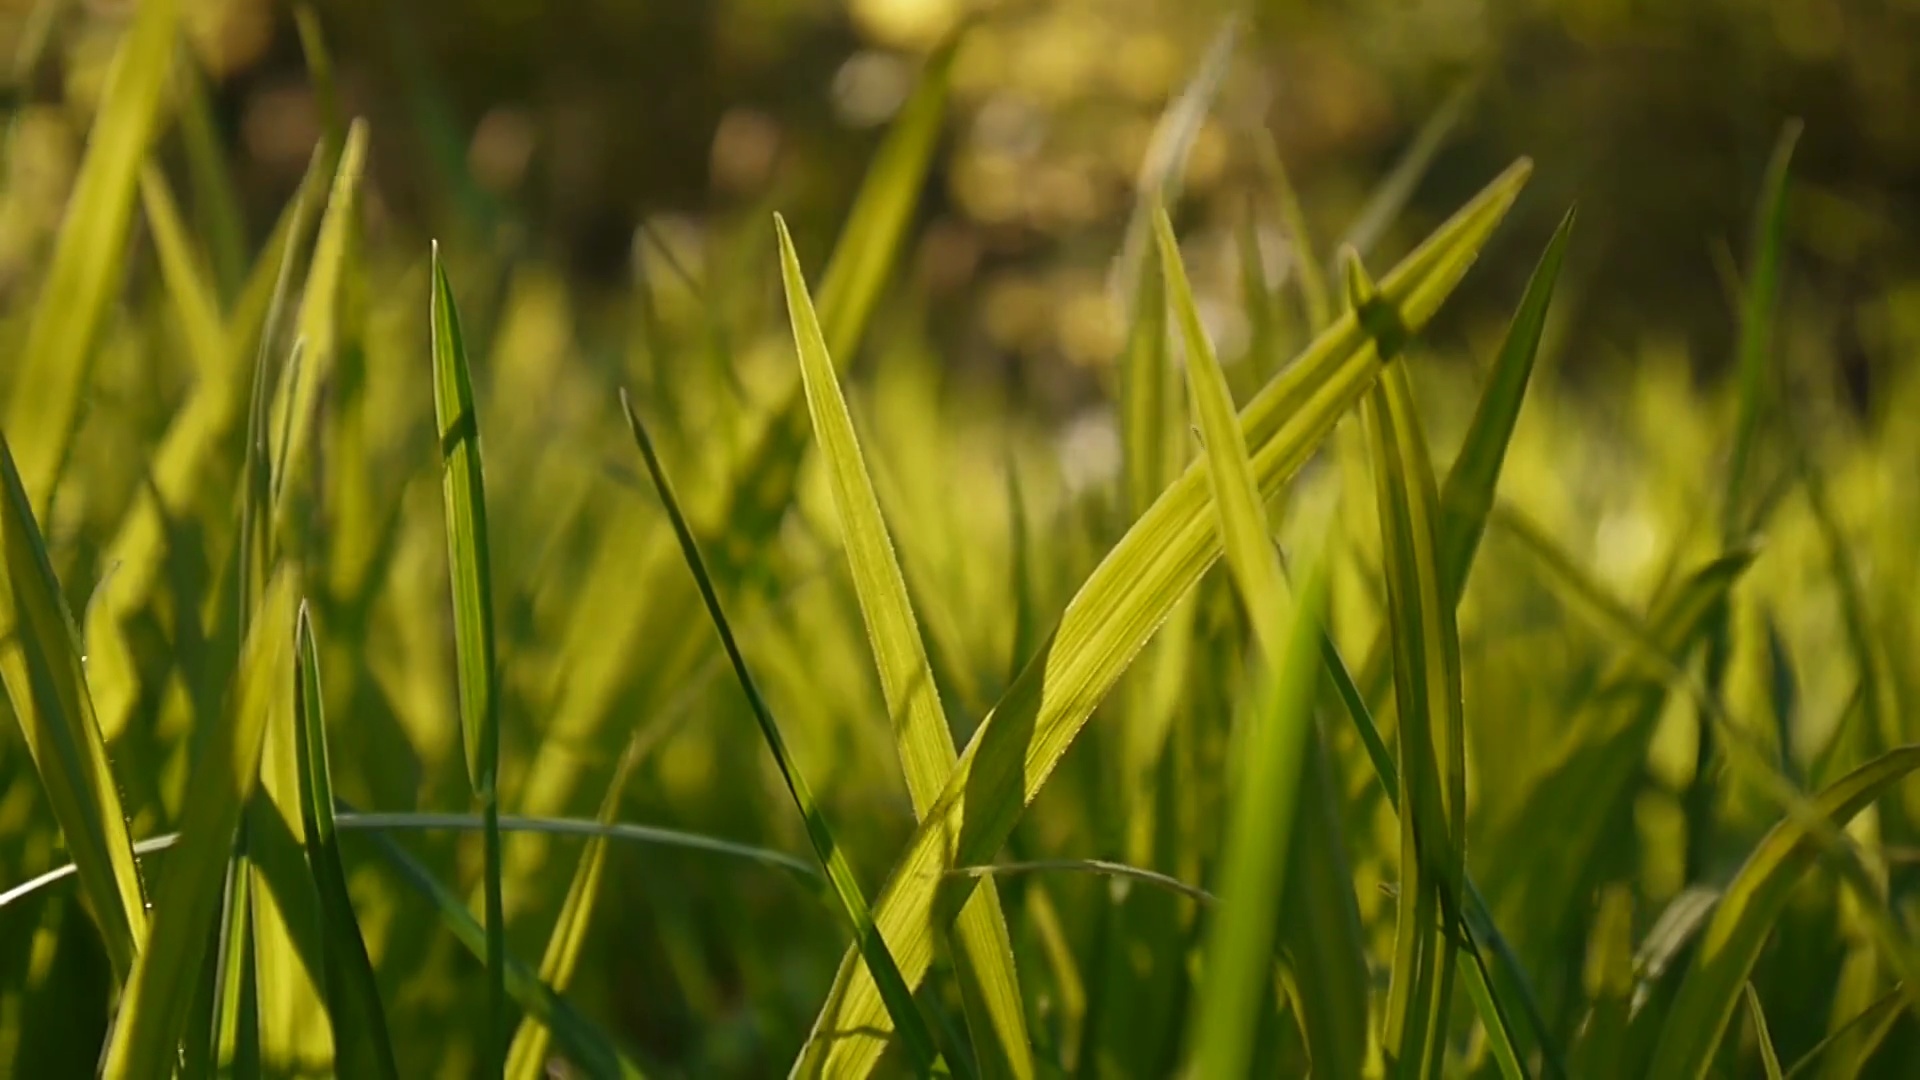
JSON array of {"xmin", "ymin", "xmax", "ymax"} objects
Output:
[
  {"xmin": 791, "ymin": 159, "xmax": 1533, "ymax": 1079},
  {"xmin": 620, "ymin": 391, "xmax": 955, "ymax": 1079},
  {"xmin": 1159, "ymin": 206, "xmax": 1367, "ymax": 1080},
  {"xmin": 0, "ymin": 427, "xmax": 149, "ymax": 984},
  {"xmin": 1648, "ymin": 747, "xmax": 1920, "ymax": 1078},
  {"xmin": 1782, "ymin": 986, "xmax": 1902, "ymax": 1079},
  {"xmin": 1349, "ymin": 253, "xmax": 1466, "ymax": 1078},
  {"xmin": 294, "ymin": 605, "xmax": 399, "ymax": 1080},
  {"xmin": 100, "ymin": 571, "xmax": 296, "ymax": 1080},
  {"xmin": 2, "ymin": 0, "xmax": 178, "ymax": 514},
  {"xmin": 1724, "ymin": 119, "xmax": 1802, "ymax": 542},
  {"xmin": 429, "ymin": 243, "xmax": 508, "ymax": 1076},
  {"xmin": 350, "ymin": 828, "xmax": 647, "ymax": 1080},
  {"xmin": 1353, "ymin": 207, "xmax": 1575, "ymax": 705},
  {"xmin": 777, "ymin": 215, "xmax": 1033, "ymax": 1079}
]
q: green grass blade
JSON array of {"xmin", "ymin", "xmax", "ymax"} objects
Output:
[
  {"xmin": 1745, "ymin": 982, "xmax": 1785, "ymax": 1080},
  {"xmin": 1647, "ymin": 747, "xmax": 1920, "ymax": 1078},
  {"xmin": 294, "ymin": 605, "xmax": 399, "ymax": 1080},
  {"xmin": 140, "ymin": 164, "xmax": 226, "ymax": 375},
  {"xmin": 174, "ymin": 48, "xmax": 248, "ymax": 301},
  {"xmin": 790, "ymin": 158, "xmax": 1533, "ymax": 1080},
  {"xmin": 351, "ymin": 828, "xmax": 647, "ymax": 1080},
  {"xmin": 1121, "ymin": 229, "xmax": 1180, "ymax": 522},
  {"xmin": 1336, "ymin": 77, "xmax": 1478, "ymax": 262},
  {"xmin": 1159, "ymin": 206, "xmax": 1367, "ymax": 1080},
  {"xmin": 1782, "ymin": 987, "xmax": 1902, "ymax": 1079},
  {"xmin": 1724, "ymin": 120, "xmax": 1801, "ymax": 542},
  {"xmin": 100, "ymin": 572, "xmax": 296, "ymax": 1080},
  {"xmin": 0, "ymin": 426, "xmax": 149, "ymax": 982},
  {"xmin": 429, "ymin": 244, "xmax": 508, "ymax": 1076},
  {"xmin": 3, "ymin": 0, "xmax": 178, "ymax": 515},
  {"xmin": 1351, "ymin": 253, "xmax": 1466, "ymax": 1078},
  {"xmin": 1253, "ymin": 134, "xmax": 1331, "ymax": 333},
  {"xmin": 620, "ymin": 392, "xmax": 955, "ymax": 1079},
  {"xmin": 777, "ymin": 215, "xmax": 1033, "ymax": 1079}
]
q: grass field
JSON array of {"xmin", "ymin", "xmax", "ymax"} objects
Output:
[{"xmin": 2, "ymin": 8, "xmax": 1918, "ymax": 1079}]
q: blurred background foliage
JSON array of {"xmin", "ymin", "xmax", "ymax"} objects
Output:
[{"xmin": 0, "ymin": 0, "xmax": 1918, "ymax": 1077}]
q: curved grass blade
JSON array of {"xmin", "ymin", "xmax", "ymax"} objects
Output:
[
  {"xmin": 3, "ymin": 0, "xmax": 178, "ymax": 514},
  {"xmin": 621, "ymin": 391, "xmax": 954, "ymax": 1079},
  {"xmin": 0, "ymin": 426, "xmax": 148, "ymax": 982},
  {"xmin": 350, "ymin": 827, "xmax": 647, "ymax": 1080},
  {"xmin": 790, "ymin": 159, "xmax": 1534, "ymax": 1079},
  {"xmin": 1648, "ymin": 747, "xmax": 1920, "ymax": 1078},
  {"xmin": 294, "ymin": 605, "xmax": 399, "ymax": 1080},
  {"xmin": 1350, "ymin": 255, "xmax": 1466, "ymax": 1079},
  {"xmin": 1159, "ymin": 207, "xmax": 1366, "ymax": 1080},
  {"xmin": 948, "ymin": 861, "xmax": 1215, "ymax": 908},
  {"xmin": 429, "ymin": 243, "xmax": 508, "ymax": 1076},
  {"xmin": 1745, "ymin": 982, "xmax": 1785, "ymax": 1080},
  {"xmin": 1783, "ymin": 986, "xmax": 1902, "ymax": 1079},
  {"xmin": 778, "ymin": 215, "xmax": 1032, "ymax": 1079},
  {"xmin": 100, "ymin": 572, "xmax": 296, "ymax": 1080}
]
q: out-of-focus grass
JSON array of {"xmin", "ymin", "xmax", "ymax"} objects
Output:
[{"xmin": 1, "ymin": 11, "xmax": 1918, "ymax": 1080}]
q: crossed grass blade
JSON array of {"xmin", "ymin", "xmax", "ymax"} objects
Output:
[
  {"xmin": 620, "ymin": 392, "xmax": 957, "ymax": 1079},
  {"xmin": 1157, "ymin": 206, "xmax": 1366, "ymax": 1080},
  {"xmin": 790, "ymin": 158, "xmax": 1533, "ymax": 1079},
  {"xmin": 777, "ymin": 214, "xmax": 1033, "ymax": 1078}
]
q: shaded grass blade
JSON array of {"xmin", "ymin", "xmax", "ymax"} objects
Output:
[
  {"xmin": 99, "ymin": 572, "xmax": 296, "ymax": 1080},
  {"xmin": 1158, "ymin": 206, "xmax": 1367, "ymax": 1080},
  {"xmin": 777, "ymin": 214, "xmax": 1033, "ymax": 1079},
  {"xmin": 1783, "ymin": 987, "xmax": 1902, "ymax": 1079},
  {"xmin": 1724, "ymin": 120, "xmax": 1802, "ymax": 542},
  {"xmin": 294, "ymin": 605, "xmax": 399, "ymax": 1080},
  {"xmin": 1351, "ymin": 255, "xmax": 1466, "ymax": 1079},
  {"xmin": 140, "ymin": 164, "xmax": 226, "ymax": 375},
  {"xmin": 1745, "ymin": 982, "xmax": 1785, "ymax": 1080},
  {"xmin": 3, "ymin": 0, "xmax": 178, "ymax": 514},
  {"xmin": 1648, "ymin": 748, "xmax": 1920, "ymax": 1078},
  {"xmin": 790, "ymin": 159, "xmax": 1533, "ymax": 1079},
  {"xmin": 430, "ymin": 244, "xmax": 508, "ymax": 1076},
  {"xmin": 0, "ymin": 426, "xmax": 149, "ymax": 983},
  {"xmin": 621, "ymin": 392, "xmax": 954, "ymax": 1079}
]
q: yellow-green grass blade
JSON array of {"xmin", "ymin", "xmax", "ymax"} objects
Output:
[
  {"xmin": 100, "ymin": 571, "xmax": 296, "ymax": 1080},
  {"xmin": 1352, "ymin": 207, "xmax": 1576, "ymax": 706},
  {"xmin": 790, "ymin": 159, "xmax": 1534, "ymax": 1080},
  {"xmin": 351, "ymin": 827, "xmax": 647, "ymax": 1080},
  {"xmin": 1724, "ymin": 119, "xmax": 1801, "ymax": 543},
  {"xmin": 174, "ymin": 47, "xmax": 247, "ymax": 300},
  {"xmin": 140, "ymin": 164, "xmax": 225, "ymax": 375},
  {"xmin": 777, "ymin": 214, "xmax": 1034, "ymax": 1080},
  {"xmin": 1159, "ymin": 197, "xmax": 1374, "ymax": 1068},
  {"xmin": 1783, "ymin": 987, "xmax": 1902, "ymax": 1079},
  {"xmin": 1159, "ymin": 206, "xmax": 1367, "ymax": 1080},
  {"xmin": 1569, "ymin": 885, "xmax": 1635, "ymax": 1077},
  {"xmin": 294, "ymin": 605, "xmax": 399, "ymax": 1080},
  {"xmin": 4, "ymin": 0, "xmax": 178, "ymax": 515},
  {"xmin": 0, "ymin": 428, "xmax": 149, "ymax": 983},
  {"xmin": 430, "ymin": 244, "xmax": 508, "ymax": 1075},
  {"xmin": 1318, "ymin": 615, "xmax": 1557, "ymax": 1079},
  {"xmin": 621, "ymin": 392, "xmax": 955, "ymax": 1079},
  {"xmin": 293, "ymin": 4, "xmax": 346, "ymax": 155},
  {"xmin": 1253, "ymin": 133, "xmax": 1331, "ymax": 334},
  {"xmin": 1359, "ymin": 285, "xmax": 1466, "ymax": 1079},
  {"xmin": 1648, "ymin": 748, "xmax": 1920, "ymax": 1078},
  {"xmin": 1121, "ymin": 231, "xmax": 1180, "ymax": 523},
  {"xmin": 1745, "ymin": 982, "xmax": 1786, "ymax": 1080},
  {"xmin": 720, "ymin": 31, "xmax": 960, "ymax": 565}
]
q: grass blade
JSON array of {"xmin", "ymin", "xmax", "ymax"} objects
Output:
[
  {"xmin": 294, "ymin": 606, "xmax": 399, "ymax": 1080},
  {"xmin": 1336, "ymin": 77, "xmax": 1478, "ymax": 262},
  {"xmin": 1783, "ymin": 987, "xmax": 1902, "ymax": 1079},
  {"xmin": 100, "ymin": 572, "xmax": 297, "ymax": 1080},
  {"xmin": 777, "ymin": 215, "xmax": 1033, "ymax": 1079},
  {"xmin": 140, "ymin": 164, "xmax": 226, "ymax": 376},
  {"xmin": 620, "ymin": 392, "xmax": 955, "ymax": 1079},
  {"xmin": 1159, "ymin": 206, "xmax": 1361, "ymax": 1079},
  {"xmin": 790, "ymin": 158, "xmax": 1533, "ymax": 1079},
  {"xmin": 0, "ymin": 427, "xmax": 149, "ymax": 983},
  {"xmin": 1350, "ymin": 254, "xmax": 1467, "ymax": 1079},
  {"xmin": 1724, "ymin": 120, "xmax": 1802, "ymax": 542},
  {"xmin": 3, "ymin": 0, "xmax": 178, "ymax": 514},
  {"xmin": 1745, "ymin": 982, "xmax": 1785, "ymax": 1080},
  {"xmin": 1648, "ymin": 747, "xmax": 1920, "ymax": 1078},
  {"xmin": 429, "ymin": 244, "xmax": 508, "ymax": 1076}
]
